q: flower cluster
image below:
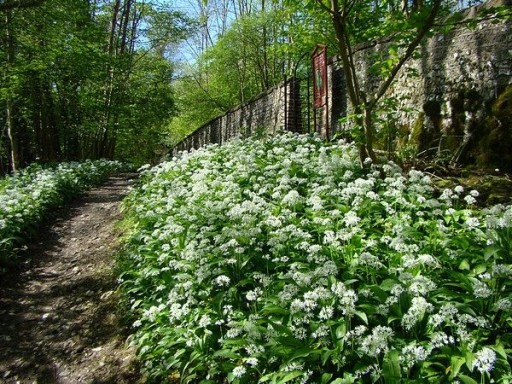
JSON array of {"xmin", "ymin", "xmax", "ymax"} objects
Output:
[
  {"xmin": 120, "ymin": 133, "xmax": 512, "ymax": 383},
  {"xmin": 0, "ymin": 160, "xmax": 128, "ymax": 267}
]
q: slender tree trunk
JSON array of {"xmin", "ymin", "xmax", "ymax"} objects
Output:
[
  {"xmin": 96, "ymin": 0, "xmax": 120, "ymax": 158},
  {"xmin": 4, "ymin": 11, "xmax": 21, "ymax": 171}
]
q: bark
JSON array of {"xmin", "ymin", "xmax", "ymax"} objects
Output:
[
  {"xmin": 319, "ymin": 0, "xmax": 442, "ymax": 164},
  {"xmin": 4, "ymin": 11, "xmax": 21, "ymax": 171}
]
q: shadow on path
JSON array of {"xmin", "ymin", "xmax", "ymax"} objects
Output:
[{"xmin": 0, "ymin": 174, "xmax": 144, "ymax": 384}]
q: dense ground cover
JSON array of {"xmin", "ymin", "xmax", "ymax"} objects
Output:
[
  {"xmin": 120, "ymin": 133, "xmax": 512, "ymax": 383},
  {"xmin": 0, "ymin": 160, "xmax": 128, "ymax": 268}
]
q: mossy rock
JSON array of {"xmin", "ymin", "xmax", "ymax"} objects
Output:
[
  {"xmin": 433, "ymin": 173, "xmax": 512, "ymax": 206},
  {"xmin": 475, "ymin": 85, "xmax": 512, "ymax": 172}
]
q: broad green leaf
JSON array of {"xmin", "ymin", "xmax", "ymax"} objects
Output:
[
  {"xmin": 449, "ymin": 356, "xmax": 466, "ymax": 380},
  {"xmin": 321, "ymin": 373, "xmax": 333, "ymax": 383},
  {"xmin": 458, "ymin": 259, "xmax": 471, "ymax": 271},
  {"xmin": 458, "ymin": 374, "xmax": 478, "ymax": 384},
  {"xmin": 335, "ymin": 323, "xmax": 347, "ymax": 339},
  {"xmin": 354, "ymin": 310, "xmax": 368, "ymax": 325},
  {"xmin": 383, "ymin": 350, "xmax": 402, "ymax": 384}
]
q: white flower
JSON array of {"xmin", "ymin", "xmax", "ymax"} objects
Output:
[
  {"xmin": 246, "ymin": 288, "xmax": 262, "ymax": 302},
  {"xmin": 214, "ymin": 275, "xmax": 231, "ymax": 286},
  {"xmin": 400, "ymin": 344, "xmax": 430, "ymax": 369},
  {"xmin": 493, "ymin": 298, "xmax": 512, "ymax": 311},
  {"xmin": 401, "ymin": 297, "xmax": 434, "ymax": 331},
  {"xmin": 198, "ymin": 314, "xmax": 211, "ymax": 328},
  {"xmin": 245, "ymin": 357, "xmax": 259, "ymax": 367},
  {"xmin": 429, "ymin": 331, "xmax": 455, "ymax": 349},
  {"xmin": 359, "ymin": 326, "xmax": 394, "ymax": 357},
  {"xmin": 344, "ymin": 211, "xmax": 361, "ymax": 227},
  {"xmin": 464, "ymin": 195, "xmax": 477, "ymax": 205},
  {"xmin": 473, "ymin": 280, "xmax": 492, "ymax": 298},
  {"xmin": 282, "ymin": 190, "xmax": 301, "ymax": 205},
  {"xmin": 472, "ymin": 347, "xmax": 496, "ymax": 373},
  {"xmin": 311, "ymin": 324, "xmax": 330, "ymax": 339},
  {"xmin": 232, "ymin": 365, "xmax": 247, "ymax": 378}
]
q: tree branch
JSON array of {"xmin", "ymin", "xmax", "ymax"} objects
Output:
[
  {"xmin": 370, "ymin": 0, "xmax": 442, "ymax": 108},
  {"xmin": 314, "ymin": 0, "xmax": 335, "ymax": 15}
]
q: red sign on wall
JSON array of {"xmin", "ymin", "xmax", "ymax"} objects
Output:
[{"xmin": 312, "ymin": 45, "xmax": 327, "ymax": 109}]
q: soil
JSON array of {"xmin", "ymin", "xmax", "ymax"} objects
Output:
[{"xmin": 0, "ymin": 174, "xmax": 146, "ymax": 384}]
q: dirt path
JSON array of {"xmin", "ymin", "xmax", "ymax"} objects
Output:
[{"xmin": 0, "ymin": 174, "xmax": 145, "ymax": 384}]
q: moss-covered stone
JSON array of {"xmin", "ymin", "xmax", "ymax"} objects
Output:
[
  {"xmin": 474, "ymin": 85, "xmax": 512, "ymax": 172},
  {"xmin": 433, "ymin": 173, "xmax": 512, "ymax": 206}
]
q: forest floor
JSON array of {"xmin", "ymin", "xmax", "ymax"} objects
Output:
[{"xmin": 0, "ymin": 174, "xmax": 146, "ymax": 384}]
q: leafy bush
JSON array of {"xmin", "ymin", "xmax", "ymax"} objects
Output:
[
  {"xmin": 0, "ymin": 160, "xmax": 128, "ymax": 268},
  {"xmin": 120, "ymin": 133, "xmax": 512, "ymax": 383}
]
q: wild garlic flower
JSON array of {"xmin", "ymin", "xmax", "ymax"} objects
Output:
[
  {"xmin": 401, "ymin": 297, "xmax": 434, "ymax": 331},
  {"xmin": 311, "ymin": 324, "xmax": 330, "ymax": 339},
  {"xmin": 429, "ymin": 331, "xmax": 455, "ymax": 349},
  {"xmin": 400, "ymin": 344, "xmax": 430, "ymax": 369},
  {"xmin": 464, "ymin": 195, "xmax": 477, "ymax": 205},
  {"xmin": 283, "ymin": 361, "xmax": 304, "ymax": 372},
  {"xmin": 465, "ymin": 217, "xmax": 480, "ymax": 228},
  {"xmin": 232, "ymin": 366, "xmax": 247, "ymax": 378},
  {"xmin": 454, "ymin": 185, "xmax": 465, "ymax": 194},
  {"xmin": 473, "ymin": 280, "xmax": 493, "ymax": 298},
  {"xmin": 429, "ymin": 303, "xmax": 458, "ymax": 327},
  {"xmin": 493, "ymin": 298, "xmax": 512, "ymax": 311},
  {"xmin": 359, "ymin": 252, "xmax": 385, "ymax": 269},
  {"xmin": 245, "ymin": 357, "xmax": 259, "ymax": 367},
  {"xmin": 359, "ymin": 326, "xmax": 394, "ymax": 357},
  {"xmin": 214, "ymin": 275, "xmax": 231, "ymax": 286},
  {"xmin": 472, "ymin": 347, "xmax": 496, "ymax": 373},
  {"xmin": 246, "ymin": 288, "xmax": 262, "ymax": 302},
  {"xmin": 198, "ymin": 315, "xmax": 211, "ymax": 328}
]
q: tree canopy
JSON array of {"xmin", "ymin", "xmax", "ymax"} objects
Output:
[{"xmin": 0, "ymin": 0, "xmax": 193, "ymax": 172}]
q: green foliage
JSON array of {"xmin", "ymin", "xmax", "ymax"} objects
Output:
[
  {"xmin": 0, "ymin": 160, "xmax": 129, "ymax": 269},
  {"xmin": 119, "ymin": 133, "xmax": 512, "ymax": 383},
  {"xmin": 167, "ymin": 3, "xmax": 332, "ymax": 143},
  {"xmin": 0, "ymin": 0, "xmax": 193, "ymax": 168}
]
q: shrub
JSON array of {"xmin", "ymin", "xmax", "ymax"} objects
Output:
[{"xmin": 120, "ymin": 133, "xmax": 512, "ymax": 383}]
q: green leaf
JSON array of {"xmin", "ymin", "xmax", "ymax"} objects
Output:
[
  {"xmin": 282, "ymin": 371, "xmax": 304, "ymax": 382},
  {"xmin": 335, "ymin": 323, "xmax": 347, "ymax": 339},
  {"xmin": 212, "ymin": 349, "xmax": 240, "ymax": 360},
  {"xmin": 330, "ymin": 376, "xmax": 356, "ymax": 384},
  {"xmin": 484, "ymin": 246, "xmax": 500, "ymax": 261},
  {"xmin": 458, "ymin": 374, "xmax": 478, "ymax": 384},
  {"xmin": 473, "ymin": 264, "xmax": 487, "ymax": 275},
  {"xmin": 458, "ymin": 259, "xmax": 471, "ymax": 271},
  {"xmin": 380, "ymin": 279, "xmax": 398, "ymax": 291},
  {"xmin": 383, "ymin": 350, "xmax": 402, "ymax": 383},
  {"xmin": 449, "ymin": 356, "xmax": 466, "ymax": 380},
  {"xmin": 321, "ymin": 373, "xmax": 333, "ymax": 384},
  {"xmin": 291, "ymin": 347, "xmax": 322, "ymax": 361},
  {"xmin": 261, "ymin": 304, "xmax": 289, "ymax": 316},
  {"xmin": 493, "ymin": 343, "xmax": 508, "ymax": 360},
  {"xmin": 354, "ymin": 310, "xmax": 368, "ymax": 325},
  {"xmin": 321, "ymin": 349, "xmax": 333, "ymax": 365}
]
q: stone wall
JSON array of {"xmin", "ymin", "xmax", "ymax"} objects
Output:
[
  {"xmin": 328, "ymin": 1, "xmax": 512, "ymax": 168},
  {"xmin": 172, "ymin": 1, "xmax": 511, "ymax": 169},
  {"xmin": 171, "ymin": 79, "xmax": 302, "ymax": 155}
]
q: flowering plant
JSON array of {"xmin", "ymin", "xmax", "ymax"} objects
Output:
[
  {"xmin": 0, "ymin": 160, "xmax": 128, "ymax": 268},
  {"xmin": 120, "ymin": 133, "xmax": 512, "ymax": 383}
]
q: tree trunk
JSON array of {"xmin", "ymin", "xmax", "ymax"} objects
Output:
[{"xmin": 4, "ymin": 11, "xmax": 22, "ymax": 172}]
